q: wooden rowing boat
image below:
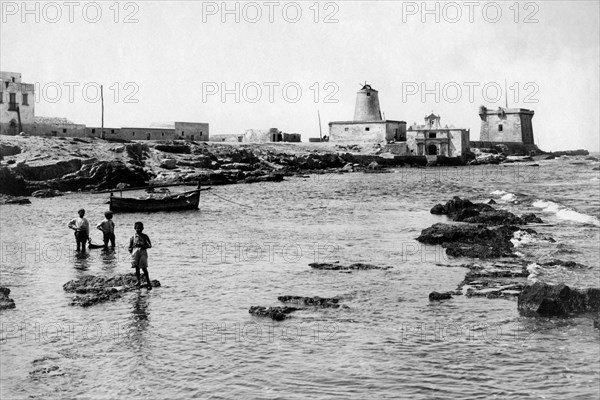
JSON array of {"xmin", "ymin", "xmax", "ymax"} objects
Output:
[{"xmin": 109, "ymin": 184, "xmax": 207, "ymax": 212}]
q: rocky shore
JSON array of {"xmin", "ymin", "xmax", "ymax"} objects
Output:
[
  {"xmin": 63, "ymin": 274, "xmax": 161, "ymax": 307},
  {"xmin": 0, "ymin": 286, "xmax": 16, "ymax": 310},
  {"xmin": 0, "ymin": 136, "xmax": 432, "ymax": 198},
  {"xmin": 420, "ymin": 196, "xmax": 600, "ymax": 324}
]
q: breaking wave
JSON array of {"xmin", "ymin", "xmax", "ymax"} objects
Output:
[{"xmin": 532, "ymin": 199, "xmax": 600, "ymax": 226}]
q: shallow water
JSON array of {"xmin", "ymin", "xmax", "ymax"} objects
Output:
[{"xmin": 1, "ymin": 157, "xmax": 599, "ymax": 399}]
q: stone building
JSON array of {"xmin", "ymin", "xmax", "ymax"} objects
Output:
[
  {"xmin": 478, "ymin": 106, "xmax": 534, "ymax": 143},
  {"xmin": 329, "ymin": 84, "xmax": 406, "ymax": 143},
  {"xmin": 84, "ymin": 122, "xmax": 209, "ymax": 141},
  {"xmin": 407, "ymin": 113, "xmax": 470, "ymax": 158},
  {"xmin": 0, "ymin": 71, "xmax": 35, "ymax": 135},
  {"xmin": 242, "ymin": 128, "xmax": 301, "ymax": 143}
]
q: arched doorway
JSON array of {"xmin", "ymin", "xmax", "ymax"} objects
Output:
[
  {"xmin": 427, "ymin": 144, "xmax": 438, "ymax": 155},
  {"xmin": 9, "ymin": 120, "xmax": 18, "ymax": 136}
]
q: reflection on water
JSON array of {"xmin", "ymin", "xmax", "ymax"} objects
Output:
[{"xmin": 73, "ymin": 251, "xmax": 91, "ymax": 270}]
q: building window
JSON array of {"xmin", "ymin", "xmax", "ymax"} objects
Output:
[
  {"xmin": 429, "ymin": 132, "xmax": 437, "ymax": 139},
  {"xmin": 132, "ymin": 132, "xmax": 135, "ymax": 136},
  {"xmin": 92, "ymin": 129, "xmax": 96, "ymax": 133},
  {"xmin": 63, "ymin": 129, "xmax": 67, "ymax": 133},
  {"xmin": 365, "ymin": 127, "xmax": 370, "ymax": 131},
  {"xmin": 498, "ymin": 124, "xmax": 503, "ymax": 132},
  {"xmin": 162, "ymin": 132, "xmax": 164, "ymax": 136},
  {"xmin": 111, "ymin": 129, "xmax": 115, "ymax": 134},
  {"xmin": 9, "ymin": 93, "xmax": 17, "ymax": 110},
  {"xmin": 22, "ymin": 94, "xmax": 28, "ymax": 105},
  {"xmin": 366, "ymin": 92, "xmax": 371, "ymax": 97},
  {"xmin": 0, "ymin": 92, "xmax": 3, "ymax": 103},
  {"xmin": 344, "ymin": 127, "xmax": 349, "ymax": 131}
]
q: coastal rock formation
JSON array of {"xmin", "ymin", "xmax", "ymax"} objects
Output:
[
  {"xmin": 518, "ymin": 282, "xmax": 600, "ymax": 316},
  {"xmin": 278, "ymin": 296, "xmax": 340, "ymax": 308},
  {"xmin": 430, "ymin": 197, "xmax": 543, "ymax": 225},
  {"xmin": 248, "ymin": 306, "xmax": 300, "ymax": 321},
  {"xmin": 429, "ymin": 291, "xmax": 453, "ymax": 301},
  {"xmin": 0, "ymin": 167, "xmax": 28, "ymax": 195},
  {"xmin": 48, "ymin": 161, "xmax": 152, "ymax": 192},
  {"xmin": 63, "ymin": 274, "xmax": 161, "ymax": 307},
  {"xmin": 0, "ymin": 196, "xmax": 31, "ymax": 205},
  {"xmin": 0, "ymin": 287, "xmax": 16, "ymax": 310},
  {"xmin": 32, "ymin": 189, "xmax": 63, "ymax": 198},
  {"xmin": 309, "ymin": 262, "xmax": 392, "ymax": 271},
  {"xmin": 417, "ymin": 223, "xmax": 523, "ymax": 258}
]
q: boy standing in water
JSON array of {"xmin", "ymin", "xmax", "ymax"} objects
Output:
[
  {"xmin": 128, "ymin": 222, "xmax": 152, "ymax": 290},
  {"xmin": 96, "ymin": 211, "xmax": 116, "ymax": 248},
  {"xmin": 68, "ymin": 208, "xmax": 90, "ymax": 252}
]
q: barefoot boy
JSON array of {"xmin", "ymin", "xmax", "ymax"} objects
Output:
[
  {"xmin": 128, "ymin": 222, "xmax": 152, "ymax": 289},
  {"xmin": 68, "ymin": 208, "xmax": 90, "ymax": 252},
  {"xmin": 96, "ymin": 211, "xmax": 116, "ymax": 248}
]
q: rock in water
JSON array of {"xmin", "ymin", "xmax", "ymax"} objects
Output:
[
  {"xmin": 518, "ymin": 282, "xmax": 600, "ymax": 316},
  {"xmin": 278, "ymin": 296, "xmax": 340, "ymax": 308},
  {"xmin": 248, "ymin": 306, "xmax": 300, "ymax": 321},
  {"xmin": 0, "ymin": 286, "xmax": 16, "ymax": 310},
  {"xmin": 429, "ymin": 291, "xmax": 453, "ymax": 301},
  {"xmin": 63, "ymin": 274, "xmax": 161, "ymax": 307},
  {"xmin": 309, "ymin": 262, "xmax": 392, "ymax": 270}
]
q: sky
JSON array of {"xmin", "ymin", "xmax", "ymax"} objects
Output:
[{"xmin": 1, "ymin": 0, "xmax": 598, "ymax": 151}]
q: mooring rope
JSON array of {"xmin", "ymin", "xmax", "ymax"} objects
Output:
[{"xmin": 207, "ymin": 190, "xmax": 253, "ymax": 208}]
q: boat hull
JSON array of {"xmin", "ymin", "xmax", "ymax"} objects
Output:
[{"xmin": 109, "ymin": 190, "xmax": 200, "ymax": 212}]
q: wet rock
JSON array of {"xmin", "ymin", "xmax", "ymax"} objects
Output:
[
  {"xmin": 32, "ymin": 189, "xmax": 63, "ymax": 198},
  {"xmin": 487, "ymin": 199, "xmax": 497, "ymax": 205},
  {"xmin": 278, "ymin": 296, "xmax": 340, "ymax": 308},
  {"xmin": 540, "ymin": 259, "xmax": 588, "ymax": 269},
  {"xmin": 417, "ymin": 223, "xmax": 524, "ymax": 258},
  {"xmin": 341, "ymin": 163, "xmax": 354, "ymax": 172},
  {"xmin": 1, "ymin": 196, "xmax": 31, "ymax": 205},
  {"xmin": 521, "ymin": 213, "xmax": 543, "ymax": 224},
  {"xmin": 29, "ymin": 365, "xmax": 60, "ymax": 376},
  {"xmin": 518, "ymin": 282, "xmax": 600, "ymax": 316},
  {"xmin": 309, "ymin": 262, "xmax": 392, "ymax": 270},
  {"xmin": 461, "ymin": 210, "xmax": 526, "ymax": 225},
  {"xmin": 248, "ymin": 306, "xmax": 300, "ymax": 321},
  {"xmin": 430, "ymin": 197, "xmax": 494, "ymax": 219},
  {"xmin": 0, "ymin": 286, "xmax": 16, "ymax": 310},
  {"xmin": 429, "ymin": 291, "xmax": 452, "ymax": 301},
  {"xmin": 63, "ymin": 274, "xmax": 161, "ymax": 307}
]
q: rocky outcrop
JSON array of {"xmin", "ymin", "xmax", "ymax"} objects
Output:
[
  {"xmin": 15, "ymin": 159, "xmax": 82, "ymax": 181},
  {"xmin": 0, "ymin": 167, "xmax": 28, "ymax": 195},
  {"xmin": 309, "ymin": 262, "xmax": 392, "ymax": 271},
  {"xmin": 63, "ymin": 274, "xmax": 161, "ymax": 307},
  {"xmin": 248, "ymin": 306, "xmax": 300, "ymax": 321},
  {"xmin": 518, "ymin": 282, "xmax": 600, "ymax": 316},
  {"xmin": 278, "ymin": 296, "xmax": 340, "ymax": 308},
  {"xmin": 430, "ymin": 197, "xmax": 543, "ymax": 226},
  {"xmin": 0, "ymin": 287, "xmax": 16, "ymax": 310},
  {"xmin": 32, "ymin": 189, "xmax": 63, "ymax": 198},
  {"xmin": 429, "ymin": 291, "xmax": 452, "ymax": 301},
  {"xmin": 46, "ymin": 161, "xmax": 152, "ymax": 192},
  {"xmin": 417, "ymin": 223, "xmax": 525, "ymax": 258},
  {"xmin": 0, "ymin": 196, "xmax": 31, "ymax": 204}
]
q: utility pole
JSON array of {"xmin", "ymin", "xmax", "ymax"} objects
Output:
[
  {"xmin": 317, "ymin": 109, "xmax": 323, "ymax": 142},
  {"xmin": 101, "ymin": 85, "xmax": 105, "ymax": 139}
]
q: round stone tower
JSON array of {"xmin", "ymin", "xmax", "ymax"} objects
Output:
[{"xmin": 353, "ymin": 84, "xmax": 383, "ymax": 121}]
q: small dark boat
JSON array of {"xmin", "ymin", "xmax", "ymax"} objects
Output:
[{"xmin": 109, "ymin": 184, "xmax": 205, "ymax": 212}]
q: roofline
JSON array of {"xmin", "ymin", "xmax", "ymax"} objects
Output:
[{"xmin": 329, "ymin": 120, "xmax": 406, "ymax": 125}]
